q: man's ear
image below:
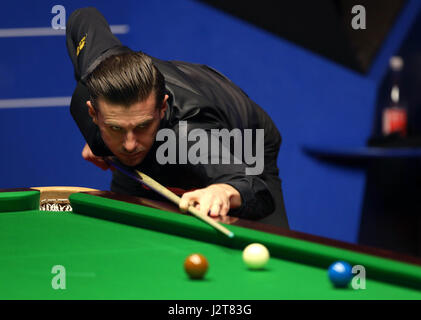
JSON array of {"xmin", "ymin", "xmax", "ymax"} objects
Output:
[
  {"xmin": 159, "ymin": 94, "xmax": 169, "ymax": 119},
  {"xmin": 86, "ymin": 101, "xmax": 98, "ymax": 124}
]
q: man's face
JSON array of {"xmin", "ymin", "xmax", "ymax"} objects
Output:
[{"xmin": 88, "ymin": 92, "xmax": 168, "ymax": 167}]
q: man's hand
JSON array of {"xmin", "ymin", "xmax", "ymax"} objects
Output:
[
  {"xmin": 81, "ymin": 143, "xmax": 112, "ymax": 170},
  {"xmin": 179, "ymin": 184, "xmax": 242, "ymax": 218}
]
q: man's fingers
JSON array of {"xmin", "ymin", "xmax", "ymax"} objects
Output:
[
  {"xmin": 199, "ymin": 199, "xmax": 212, "ymax": 217},
  {"xmin": 180, "ymin": 188, "xmax": 231, "ymax": 218},
  {"xmin": 81, "ymin": 143, "xmax": 93, "ymax": 159},
  {"xmin": 93, "ymin": 158, "xmax": 110, "ymax": 171},
  {"xmin": 81, "ymin": 143, "xmax": 112, "ymax": 171},
  {"xmin": 179, "ymin": 192, "xmax": 199, "ymax": 212},
  {"xmin": 179, "ymin": 198, "xmax": 189, "ymax": 213},
  {"xmin": 209, "ymin": 202, "xmax": 222, "ymax": 217},
  {"xmin": 86, "ymin": 154, "xmax": 111, "ymax": 171},
  {"xmin": 86, "ymin": 154, "xmax": 109, "ymax": 170},
  {"xmin": 219, "ymin": 201, "xmax": 230, "ymax": 217},
  {"xmin": 180, "ymin": 191, "xmax": 212, "ymax": 216}
]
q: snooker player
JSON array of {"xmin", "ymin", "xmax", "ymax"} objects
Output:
[{"xmin": 66, "ymin": 7, "xmax": 289, "ymax": 228}]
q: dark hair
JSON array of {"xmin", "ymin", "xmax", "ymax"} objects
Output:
[{"xmin": 86, "ymin": 51, "xmax": 166, "ymax": 110}]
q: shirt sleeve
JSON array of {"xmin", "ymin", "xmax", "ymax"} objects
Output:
[{"xmin": 66, "ymin": 7, "xmax": 129, "ymax": 82}]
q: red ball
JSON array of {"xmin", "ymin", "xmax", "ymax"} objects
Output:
[{"xmin": 184, "ymin": 253, "xmax": 209, "ymax": 279}]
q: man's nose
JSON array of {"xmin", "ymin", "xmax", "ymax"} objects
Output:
[{"xmin": 123, "ymin": 131, "xmax": 137, "ymax": 153}]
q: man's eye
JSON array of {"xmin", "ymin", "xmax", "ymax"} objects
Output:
[{"xmin": 110, "ymin": 126, "xmax": 122, "ymax": 132}]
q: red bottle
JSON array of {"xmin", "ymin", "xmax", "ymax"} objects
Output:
[{"xmin": 382, "ymin": 56, "xmax": 407, "ymax": 137}]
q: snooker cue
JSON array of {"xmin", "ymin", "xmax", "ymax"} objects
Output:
[
  {"xmin": 134, "ymin": 170, "xmax": 235, "ymax": 238},
  {"xmin": 104, "ymin": 158, "xmax": 234, "ymax": 238}
]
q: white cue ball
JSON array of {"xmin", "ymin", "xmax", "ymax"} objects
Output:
[{"xmin": 242, "ymin": 243, "xmax": 270, "ymax": 270}]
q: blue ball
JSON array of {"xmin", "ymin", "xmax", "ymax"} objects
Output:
[{"xmin": 328, "ymin": 261, "xmax": 353, "ymax": 288}]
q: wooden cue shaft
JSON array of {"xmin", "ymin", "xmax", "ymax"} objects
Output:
[{"xmin": 135, "ymin": 170, "xmax": 235, "ymax": 238}]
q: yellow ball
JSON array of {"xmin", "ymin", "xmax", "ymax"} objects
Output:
[{"xmin": 242, "ymin": 243, "xmax": 270, "ymax": 269}]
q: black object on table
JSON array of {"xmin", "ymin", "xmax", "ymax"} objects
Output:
[{"xmin": 303, "ymin": 135, "xmax": 421, "ymax": 257}]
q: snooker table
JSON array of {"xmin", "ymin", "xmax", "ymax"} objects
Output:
[{"xmin": 1, "ymin": 187, "xmax": 421, "ymax": 300}]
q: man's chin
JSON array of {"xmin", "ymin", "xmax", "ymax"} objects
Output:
[{"xmin": 118, "ymin": 155, "xmax": 144, "ymax": 167}]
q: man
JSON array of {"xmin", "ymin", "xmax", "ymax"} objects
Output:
[{"xmin": 66, "ymin": 7, "xmax": 289, "ymax": 228}]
